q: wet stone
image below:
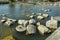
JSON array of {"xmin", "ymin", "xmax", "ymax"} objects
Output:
[
  {"xmin": 37, "ymin": 16, "xmax": 44, "ymax": 20},
  {"xmin": 26, "ymin": 24, "xmax": 36, "ymax": 35},
  {"xmin": 36, "ymin": 13, "xmax": 42, "ymax": 16},
  {"xmin": 29, "ymin": 15, "xmax": 34, "ymax": 19},
  {"xmin": 46, "ymin": 19, "xmax": 58, "ymax": 29},
  {"xmin": 37, "ymin": 25, "xmax": 51, "ymax": 35},
  {"xmin": 36, "ymin": 22, "xmax": 41, "ymax": 26},
  {"xmin": 42, "ymin": 14, "xmax": 49, "ymax": 18},
  {"xmin": 23, "ymin": 20, "xmax": 29, "ymax": 27},
  {"xmin": 29, "ymin": 19, "xmax": 36, "ymax": 24},
  {"xmin": 16, "ymin": 25, "xmax": 26, "ymax": 32},
  {"xmin": 4, "ymin": 21, "xmax": 13, "ymax": 26},
  {"xmin": 18, "ymin": 20, "xmax": 26, "ymax": 25}
]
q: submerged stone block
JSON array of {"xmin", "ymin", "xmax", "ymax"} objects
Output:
[
  {"xmin": 26, "ymin": 24, "xmax": 36, "ymax": 35},
  {"xmin": 29, "ymin": 15, "xmax": 34, "ymax": 19},
  {"xmin": 23, "ymin": 20, "xmax": 29, "ymax": 27},
  {"xmin": 16, "ymin": 25, "xmax": 26, "ymax": 32},
  {"xmin": 4, "ymin": 21, "xmax": 13, "ymax": 26},
  {"xmin": 1, "ymin": 14, "xmax": 6, "ymax": 17},
  {"xmin": 32, "ymin": 13, "xmax": 35, "ymax": 15},
  {"xmin": 37, "ymin": 16, "xmax": 44, "ymax": 20},
  {"xmin": 7, "ymin": 18, "xmax": 17, "ymax": 22},
  {"xmin": 37, "ymin": 25, "xmax": 50, "ymax": 35},
  {"xmin": 46, "ymin": 19, "xmax": 58, "ymax": 29},
  {"xmin": 36, "ymin": 13, "xmax": 42, "ymax": 16},
  {"xmin": 0, "ymin": 20, "xmax": 6, "ymax": 23},
  {"xmin": 53, "ymin": 16, "xmax": 60, "ymax": 22},
  {"xmin": 36, "ymin": 22, "xmax": 41, "ymax": 26},
  {"xmin": 18, "ymin": 20, "xmax": 26, "ymax": 25},
  {"xmin": 42, "ymin": 14, "xmax": 49, "ymax": 18},
  {"xmin": 29, "ymin": 19, "xmax": 36, "ymax": 24},
  {"xmin": 2, "ymin": 17, "xmax": 7, "ymax": 20}
]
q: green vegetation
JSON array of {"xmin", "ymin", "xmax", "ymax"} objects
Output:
[
  {"xmin": 0, "ymin": 0, "xmax": 60, "ymax": 2},
  {"xmin": 34, "ymin": 0, "xmax": 38, "ymax": 5}
]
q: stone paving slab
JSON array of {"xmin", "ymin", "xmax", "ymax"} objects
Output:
[{"xmin": 46, "ymin": 27, "xmax": 60, "ymax": 40}]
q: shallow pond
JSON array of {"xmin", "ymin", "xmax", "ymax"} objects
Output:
[{"xmin": 0, "ymin": 4, "xmax": 60, "ymax": 40}]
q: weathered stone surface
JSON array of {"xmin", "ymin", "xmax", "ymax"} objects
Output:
[
  {"xmin": 0, "ymin": 20, "xmax": 6, "ymax": 23},
  {"xmin": 36, "ymin": 13, "xmax": 41, "ymax": 16},
  {"xmin": 1, "ymin": 14, "xmax": 6, "ymax": 16},
  {"xmin": 2, "ymin": 17, "xmax": 17, "ymax": 22},
  {"xmin": 37, "ymin": 25, "xmax": 50, "ymax": 35},
  {"xmin": 26, "ymin": 14, "xmax": 30, "ymax": 17},
  {"xmin": 29, "ymin": 15, "xmax": 34, "ymax": 19},
  {"xmin": 36, "ymin": 22, "xmax": 41, "ymax": 26},
  {"xmin": 18, "ymin": 20, "xmax": 26, "ymax": 25},
  {"xmin": 46, "ymin": 27, "xmax": 60, "ymax": 40},
  {"xmin": 51, "ymin": 16, "xmax": 54, "ymax": 20},
  {"xmin": 44, "ymin": 10, "xmax": 48, "ymax": 12},
  {"xmin": 7, "ymin": 18, "xmax": 17, "ymax": 22},
  {"xmin": 46, "ymin": 19, "xmax": 58, "ymax": 29},
  {"xmin": 2, "ymin": 17, "xmax": 7, "ymax": 20},
  {"xmin": 4, "ymin": 21, "xmax": 13, "ymax": 26},
  {"xmin": 37, "ymin": 16, "xmax": 44, "ymax": 20},
  {"xmin": 42, "ymin": 14, "xmax": 48, "ymax": 18},
  {"xmin": 44, "ymin": 9, "xmax": 50, "ymax": 12},
  {"xmin": 26, "ymin": 24, "xmax": 36, "ymax": 35},
  {"xmin": 16, "ymin": 25, "xmax": 26, "ymax": 32},
  {"xmin": 29, "ymin": 19, "xmax": 36, "ymax": 24},
  {"xmin": 32, "ymin": 13, "xmax": 35, "ymax": 15},
  {"xmin": 23, "ymin": 20, "xmax": 29, "ymax": 27},
  {"xmin": 53, "ymin": 16, "xmax": 60, "ymax": 22}
]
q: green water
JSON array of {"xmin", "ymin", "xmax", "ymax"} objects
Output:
[{"xmin": 0, "ymin": 4, "xmax": 60, "ymax": 40}]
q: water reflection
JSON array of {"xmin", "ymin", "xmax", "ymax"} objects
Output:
[
  {"xmin": 9, "ymin": 4, "xmax": 15, "ymax": 18},
  {"xmin": 0, "ymin": 4, "xmax": 60, "ymax": 18}
]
